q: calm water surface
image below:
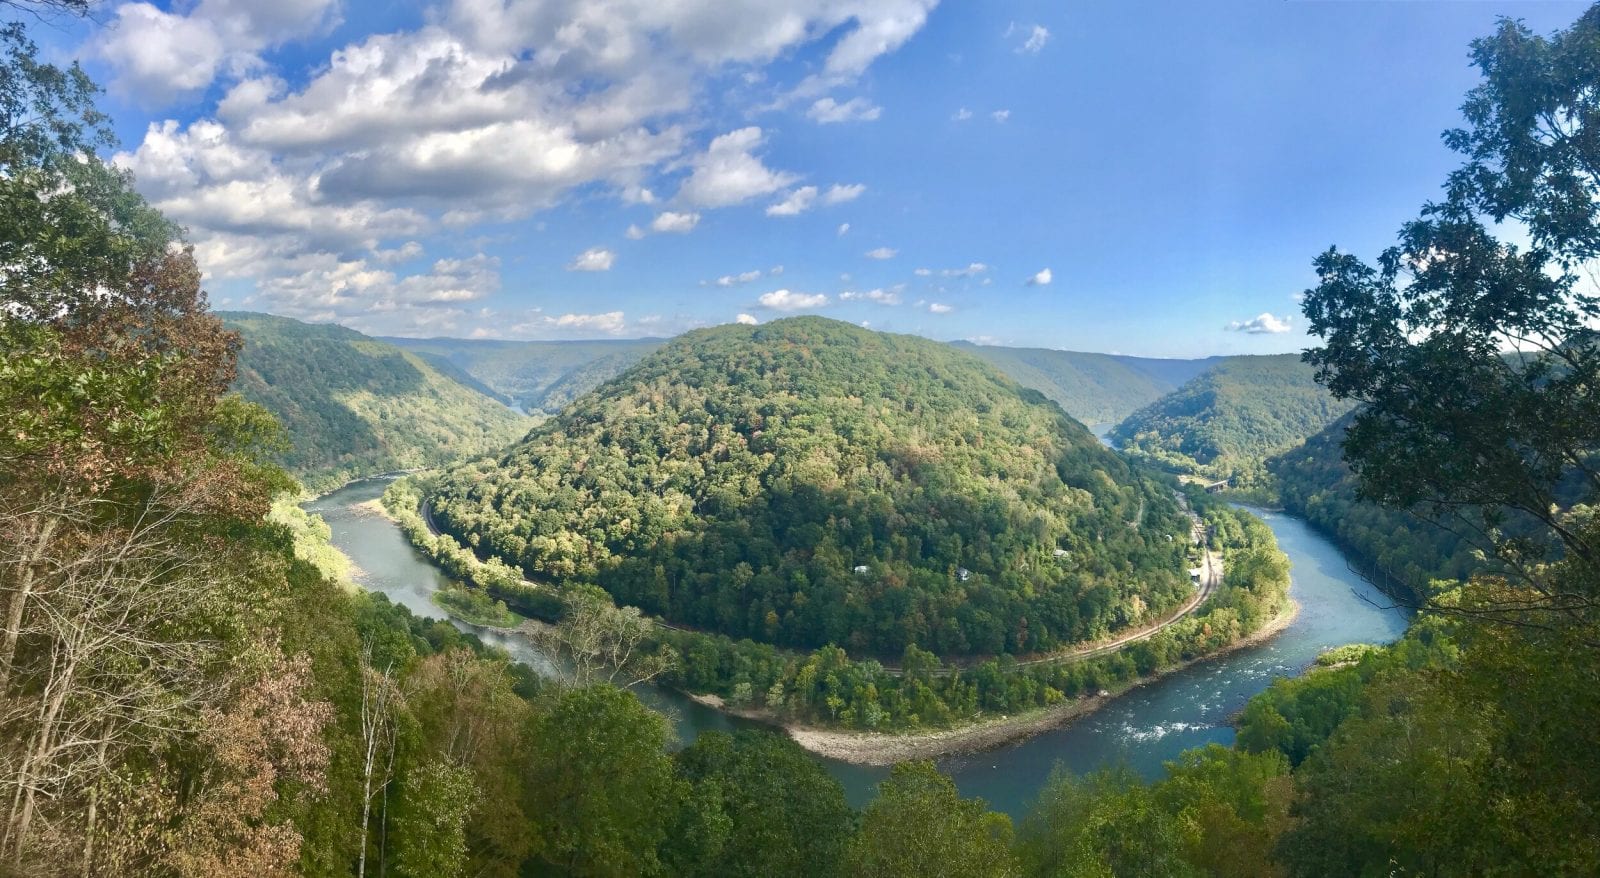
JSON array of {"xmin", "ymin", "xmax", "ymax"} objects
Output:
[{"xmin": 306, "ymin": 481, "xmax": 1407, "ymax": 817}]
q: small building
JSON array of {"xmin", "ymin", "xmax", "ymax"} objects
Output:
[
  {"xmin": 853, "ymin": 565, "xmax": 870, "ymax": 574},
  {"xmin": 1052, "ymin": 548, "xmax": 1070, "ymax": 558},
  {"xmin": 956, "ymin": 567, "xmax": 971, "ymax": 582}
]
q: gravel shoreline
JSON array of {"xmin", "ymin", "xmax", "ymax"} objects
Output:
[{"xmin": 774, "ymin": 599, "xmax": 1301, "ymax": 765}]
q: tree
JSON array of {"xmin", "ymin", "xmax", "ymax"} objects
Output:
[
  {"xmin": 666, "ymin": 730, "xmax": 853, "ymax": 877},
  {"xmin": 847, "ymin": 761, "xmax": 1016, "ymax": 878},
  {"xmin": 522, "ymin": 685, "xmax": 681, "ymax": 876},
  {"xmin": 390, "ymin": 760, "xmax": 477, "ymax": 878},
  {"xmin": 1299, "ymin": 9, "xmax": 1600, "ymax": 627},
  {"xmin": 532, "ymin": 587, "xmax": 678, "ymax": 687}
]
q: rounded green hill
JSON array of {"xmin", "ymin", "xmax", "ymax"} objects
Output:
[{"xmin": 428, "ymin": 317, "xmax": 1191, "ymax": 657}]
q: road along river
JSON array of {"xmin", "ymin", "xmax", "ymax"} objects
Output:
[{"xmin": 305, "ymin": 480, "xmax": 1408, "ymax": 817}]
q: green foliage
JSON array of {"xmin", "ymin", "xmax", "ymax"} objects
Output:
[
  {"xmin": 1298, "ymin": 10, "xmax": 1600, "ymax": 611},
  {"xmin": 1110, "ymin": 354, "xmax": 1356, "ymax": 483},
  {"xmin": 381, "ymin": 476, "xmax": 564, "ymax": 620},
  {"xmin": 390, "ymin": 760, "xmax": 477, "ymax": 878},
  {"xmin": 1236, "ymin": 618, "xmax": 1458, "ymax": 766},
  {"xmin": 428, "ymin": 316, "xmax": 1193, "ymax": 659},
  {"xmin": 1018, "ymin": 765, "xmax": 1201, "ymax": 878},
  {"xmin": 432, "ymin": 586, "xmax": 519, "ymax": 628},
  {"xmin": 1269, "ymin": 411, "xmax": 1483, "ymax": 599},
  {"xmin": 221, "ymin": 312, "xmax": 530, "ymax": 492},
  {"xmin": 847, "ymin": 761, "xmax": 1017, "ymax": 878},
  {"xmin": 666, "ymin": 730, "xmax": 853, "ymax": 877},
  {"xmin": 522, "ymin": 685, "xmax": 682, "ymax": 876},
  {"xmin": 954, "ymin": 342, "xmax": 1217, "ymax": 427}
]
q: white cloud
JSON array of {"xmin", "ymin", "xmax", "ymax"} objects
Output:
[
  {"xmin": 928, "ymin": 302, "xmax": 953, "ymax": 314},
  {"xmin": 913, "ymin": 267, "xmax": 932, "ymax": 277},
  {"xmin": 992, "ymin": 109, "xmax": 1011, "ymax": 123},
  {"xmin": 106, "ymin": 0, "xmax": 940, "ymax": 327},
  {"xmin": 677, "ymin": 127, "xmax": 798, "ymax": 207},
  {"xmin": 952, "ymin": 107, "xmax": 973, "ymax": 122},
  {"xmin": 840, "ymin": 287, "xmax": 902, "ymax": 305},
  {"xmin": 766, "ymin": 186, "xmax": 818, "ymax": 216},
  {"xmin": 823, "ymin": 183, "xmax": 865, "ymax": 204},
  {"xmin": 625, "ymin": 224, "xmax": 646, "ymax": 239},
  {"xmin": 759, "ymin": 289, "xmax": 829, "ymax": 311},
  {"xmin": 940, "ymin": 262, "xmax": 988, "ymax": 277},
  {"xmin": 1016, "ymin": 24, "xmax": 1051, "ymax": 54},
  {"xmin": 95, "ymin": 0, "xmax": 339, "ymax": 105},
  {"xmin": 568, "ymin": 247, "xmax": 616, "ymax": 271},
  {"xmin": 1026, "ymin": 267, "xmax": 1053, "ymax": 286},
  {"xmin": 736, "ymin": 313, "xmax": 759, "ymax": 325},
  {"xmin": 550, "ymin": 311, "xmax": 627, "ymax": 333},
  {"xmin": 1225, "ymin": 312, "xmax": 1293, "ymax": 334},
  {"xmin": 864, "ymin": 247, "xmax": 897, "ymax": 260},
  {"xmin": 837, "ymin": 222, "xmax": 850, "ymax": 236},
  {"xmin": 715, "ymin": 269, "xmax": 765, "ymax": 286},
  {"xmin": 651, "ymin": 210, "xmax": 701, "ymax": 233},
  {"xmin": 807, "ymin": 96, "xmax": 882, "ymax": 123}
]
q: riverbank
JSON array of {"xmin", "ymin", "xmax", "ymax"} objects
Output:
[{"xmin": 779, "ymin": 598, "xmax": 1301, "ymax": 765}]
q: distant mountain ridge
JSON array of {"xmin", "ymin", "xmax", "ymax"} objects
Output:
[
  {"xmin": 221, "ymin": 312, "xmax": 531, "ymax": 492},
  {"xmin": 1108, "ymin": 354, "xmax": 1356, "ymax": 483},
  {"xmin": 953, "ymin": 342, "xmax": 1221, "ymax": 427},
  {"xmin": 381, "ymin": 336, "xmax": 665, "ymax": 414}
]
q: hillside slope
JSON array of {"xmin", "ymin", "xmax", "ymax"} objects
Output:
[
  {"xmin": 222, "ymin": 312, "xmax": 531, "ymax": 492},
  {"xmin": 1109, "ymin": 354, "xmax": 1356, "ymax": 482},
  {"xmin": 955, "ymin": 343, "xmax": 1218, "ymax": 427},
  {"xmin": 428, "ymin": 317, "xmax": 1193, "ymax": 657},
  {"xmin": 1268, "ymin": 411, "xmax": 1480, "ymax": 597},
  {"xmin": 382, "ymin": 336, "xmax": 664, "ymax": 413}
]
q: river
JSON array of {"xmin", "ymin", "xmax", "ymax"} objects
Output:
[{"xmin": 304, "ymin": 481, "xmax": 1408, "ymax": 818}]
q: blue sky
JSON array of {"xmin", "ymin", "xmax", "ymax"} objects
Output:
[{"xmin": 30, "ymin": 0, "xmax": 1592, "ymax": 356}]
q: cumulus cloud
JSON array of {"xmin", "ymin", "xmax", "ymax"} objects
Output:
[
  {"xmin": 735, "ymin": 313, "xmax": 759, "ymax": 325},
  {"xmin": 759, "ymin": 289, "xmax": 829, "ymax": 311},
  {"xmin": 864, "ymin": 247, "xmax": 897, "ymax": 260},
  {"xmin": 952, "ymin": 107, "xmax": 973, "ymax": 121},
  {"xmin": 766, "ymin": 186, "xmax": 818, "ymax": 216},
  {"xmin": 95, "ymin": 0, "xmax": 339, "ymax": 105},
  {"xmin": 992, "ymin": 109, "xmax": 1011, "ymax": 123},
  {"xmin": 807, "ymin": 96, "xmax": 882, "ymax": 123},
  {"xmin": 840, "ymin": 287, "xmax": 902, "ymax": 305},
  {"xmin": 823, "ymin": 183, "xmax": 865, "ymax": 204},
  {"xmin": 625, "ymin": 224, "xmax": 647, "ymax": 239},
  {"xmin": 837, "ymin": 222, "xmax": 850, "ymax": 236},
  {"xmin": 568, "ymin": 247, "xmax": 616, "ymax": 271},
  {"xmin": 106, "ymin": 0, "xmax": 940, "ymax": 330},
  {"xmin": 928, "ymin": 302, "xmax": 953, "ymax": 314},
  {"xmin": 1225, "ymin": 312, "xmax": 1293, "ymax": 334},
  {"xmin": 677, "ymin": 127, "xmax": 798, "ymax": 207},
  {"xmin": 1026, "ymin": 267, "xmax": 1053, "ymax": 286},
  {"xmin": 549, "ymin": 311, "xmax": 627, "ymax": 333},
  {"xmin": 651, "ymin": 210, "xmax": 701, "ymax": 233}
]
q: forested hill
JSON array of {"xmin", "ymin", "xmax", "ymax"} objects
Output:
[
  {"xmin": 382, "ymin": 335, "xmax": 664, "ymax": 413},
  {"xmin": 222, "ymin": 312, "xmax": 531, "ymax": 492},
  {"xmin": 1268, "ymin": 411, "xmax": 1480, "ymax": 596},
  {"xmin": 427, "ymin": 316, "xmax": 1193, "ymax": 658},
  {"xmin": 953, "ymin": 342, "xmax": 1219, "ymax": 427},
  {"xmin": 1109, "ymin": 354, "xmax": 1356, "ymax": 482}
]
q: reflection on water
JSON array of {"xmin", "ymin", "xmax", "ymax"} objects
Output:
[{"xmin": 308, "ymin": 482, "xmax": 1408, "ymax": 816}]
